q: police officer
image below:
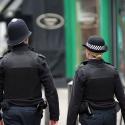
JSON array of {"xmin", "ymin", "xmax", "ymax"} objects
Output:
[
  {"xmin": 0, "ymin": 18, "xmax": 59, "ymax": 125},
  {"xmin": 67, "ymin": 36, "xmax": 125, "ymax": 125}
]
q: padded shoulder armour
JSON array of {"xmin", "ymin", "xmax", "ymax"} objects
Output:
[
  {"xmin": 82, "ymin": 61, "xmax": 88, "ymax": 65},
  {"xmin": 38, "ymin": 54, "xmax": 46, "ymax": 59},
  {"xmin": 105, "ymin": 62, "xmax": 114, "ymax": 66}
]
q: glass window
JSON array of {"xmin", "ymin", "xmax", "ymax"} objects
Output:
[
  {"xmin": 76, "ymin": 0, "xmax": 99, "ymax": 61},
  {"xmin": 117, "ymin": 0, "xmax": 125, "ymax": 78}
]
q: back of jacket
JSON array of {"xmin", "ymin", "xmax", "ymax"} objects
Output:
[
  {"xmin": 0, "ymin": 44, "xmax": 59, "ymax": 121},
  {"xmin": 67, "ymin": 59, "xmax": 125, "ymax": 125},
  {"xmin": 2, "ymin": 47, "xmax": 42, "ymax": 103},
  {"xmin": 83, "ymin": 59, "xmax": 116, "ymax": 102}
]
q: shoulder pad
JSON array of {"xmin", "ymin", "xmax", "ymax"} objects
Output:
[
  {"xmin": 105, "ymin": 62, "xmax": 114, "ymax": 66},
  {"xmin": 78, "ymin": 61, "xmax": 88, "ymax": 69},
  {"xmin": 78, "ymin": 64, "xmax": 83, "ymax": 69},
  {"xmin": 28, "ymin": 46, "xmax": 34, "ymax": 51},
  {"xmin": 3, "ymin": 49, "xmax": 11, "ymax": 56},
  {"xmin": 82, "ymin": 60, "xmax": 88, "ymax": 65},
  {"xmin": 38, "ymin": 54, "xmax": 46, "ymax": 59},
  {"xmin": 0, "ymin": 56, "xmax": 3, "ymax": 59}
]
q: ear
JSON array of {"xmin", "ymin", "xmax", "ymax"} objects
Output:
[
  {"xmin": 85, "ymin": 49, "xmax": 89, "ymax": 59},
  {"xmin": 24, "ymin": 38, "xmax": 29, "ymax": 44},
  {"xmin": 88, "ymin": 50, "xmax": 91, "ymax": 56}
]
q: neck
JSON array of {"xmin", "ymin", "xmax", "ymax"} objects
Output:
[{"xmin": 87, "ymin": 55, "xmax": 96, "ymax": 60}]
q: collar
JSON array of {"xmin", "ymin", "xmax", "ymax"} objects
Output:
[
  {"xmin": 87, "ymin": 59, "xmax": 104, "ymax": 64},
  {"xmin": 82, "ymin": 59, "xmax": 104, "ymax": 65},
  {"xmin": 11, "ymin": 43, "xmax": 29, "ymax": 51}
]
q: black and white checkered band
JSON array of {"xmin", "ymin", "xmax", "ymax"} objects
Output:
[{"xmin": 86, "ymin": 42, "xmax": 105, "ymax": 51}]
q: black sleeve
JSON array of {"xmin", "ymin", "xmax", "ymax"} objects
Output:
[
  {"xmin": 0, "ymin": 59, "xmax": 4, "ymax": 120},
  {"xmin": 114, "ymin": 71, "xmax": 125, "ymax": 122},
  {"xmin": 67, "ymin": 68, "xmax": 86, "ymax": 125},
  {"xmin": 38, "ymin": 57, "xmax": 59, "ymax": 121}
]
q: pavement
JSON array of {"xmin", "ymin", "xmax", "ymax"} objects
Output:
[
  {"xmin": 41, "ymin": 87, "xmax": 68, "ymax": 125},
  {"xmin": 41, "ymin": 87, "xmax": 124, "ymax": 125}
]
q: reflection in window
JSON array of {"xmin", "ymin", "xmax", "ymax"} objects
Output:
[
  {"xmin": 76, "ymin": 0, "xmax": 99, "ymax": 60},
  {"xmin": 118, "ymin": 0, "xmax": 125, "ymax": 78}
]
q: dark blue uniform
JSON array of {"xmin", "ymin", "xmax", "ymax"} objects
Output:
[
  {"xmin": 67, "ymin": 59, "xmax": 125, "ymax": 125},
  {"xmin": 0, "ymin": 44, "xmax": 59, "ymax": 125}
]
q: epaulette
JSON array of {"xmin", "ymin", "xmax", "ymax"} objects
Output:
[
  {"xmin": 28, "ymin": 46, "xmax": 34, "ymax": 51},
  {"xmin": 105, "ymin": 62, "xmax": 114, "ymax": 66},
  {"xmin": 82, "ymin": 60, "xmax": 88, "ymax": 65},
  {"xmin": 29, "ymin": 47, "xmax": 46, "ymax": 59},
  {"xmin": 78, "ymin": 61, "xmax": 88, "ymax": 69},
  {"xmin": 38, "ymin": 54, "xmax": 46, "ymax": 59},
  {"xmin": 3, "ymin": 49, "xmax": 11, "ymax": 56},
  {"xmin": 0, "ymin": 56, "xmax": 3, "ymax": 59}
]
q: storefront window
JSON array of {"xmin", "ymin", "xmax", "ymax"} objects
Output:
[
  {"xmin": 118, "ymin": 0, "xmax": 125, "ymax": 78},
  {"xmin": 76, "ymin": 0, "xmax": 99, "ymax": 60}
]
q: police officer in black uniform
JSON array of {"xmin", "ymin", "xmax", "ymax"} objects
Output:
[
  {"xmin": 67, "ymin": 36, "xmax": 125, "ymax": 125},
  {"xmin": 0, "ymin": 18, "xmax": 59, "ymax": 125}
]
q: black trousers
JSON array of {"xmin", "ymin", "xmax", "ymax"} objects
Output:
[
  {"xmin": 79, "ymin": 109, "xmax": 116, "ymax": 125},
  {"xmin": 3, "ymin": 106, "xmax": 41, "ymax": 125}
]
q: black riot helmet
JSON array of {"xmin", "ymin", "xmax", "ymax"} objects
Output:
[{"xmin": 7, "ymin": 18, "xmax": 31, "ymax": 46}]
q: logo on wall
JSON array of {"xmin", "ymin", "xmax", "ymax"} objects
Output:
[{"xmin": 36, "ymin": 13, "xmax": 64, "ymax": 30}]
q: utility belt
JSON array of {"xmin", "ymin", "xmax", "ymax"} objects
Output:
[
  {"xmin": 79, "ymin": 101, "xmax": 93, "ymax": 116},
  {"xmin": 36, "ymin": 99, "xmax": 47, "ymax": 118},
  {"xmin": 1, "ymin": 98, "xmax": 47, "ymax": 118},
  {"xmin": 79, "ymin": 100, "xmax": 118, "ymax": 116}
]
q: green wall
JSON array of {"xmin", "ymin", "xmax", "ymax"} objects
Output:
[
  {"xmin": 99, "ymin": 0, "xmax": 112, "ymax": 63},
  {"xmin": 64, "ymin": 0, "xmax": 114, "ymax": 78},
  {"xmin": 64, "ymin": 0, "xmax": 77, "ymax": 78}
]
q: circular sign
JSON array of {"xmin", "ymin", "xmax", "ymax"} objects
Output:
[{"xmin": 36, "ymin": 13, "xmax": 64, "ymax": 30}]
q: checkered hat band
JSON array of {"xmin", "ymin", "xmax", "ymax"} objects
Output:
[{"xmin": 86, "ymin": 42, "xmax": 105, "ymax": 51}]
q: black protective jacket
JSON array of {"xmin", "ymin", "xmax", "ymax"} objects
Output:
[
  {"xmin": 0, "ymin": 44, "xmax": 59, "ymax": 121},
  {"xmin": 67, "ymin": 59, "xmax": 125, "ymax": 125}
]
